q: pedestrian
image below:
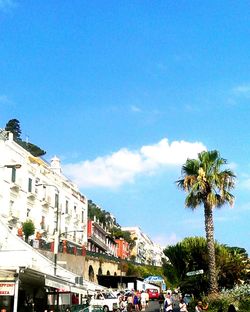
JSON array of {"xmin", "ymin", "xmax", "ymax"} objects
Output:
[
  {"xmin": 133, "ymin": 291, "xmax": 140, "ymax": 312},
  {"xmin": 140, "ymin": 290, "xmax": 147, "ymax": 311},
  {"xmin": 145, "ymin": 290, "xmax": 149, "ymax": 307},
  {"xmin": 127, "ymin": 292, "xmax": 133, "ymax": 312},
  {"xmin": 119, "ymin": 295, "xmax": 127, "ymax": 312},
  {"xmin": 179, "ymin": 298, "xmax": 188, "ymax": 312},
  {"xmin": 158, "ymin": 292, "xmax": 165, "ymax": 312},
  {"xmin": 195, "ymin": 301, "xmax": 208, "ymax": 312},
  {"xmin": 227, "ymin": 304, "xmax": 236, "ymax": 312},
  {"xmin": 164, "ymin": 292, "xmax": 173, "ymax": 312}
]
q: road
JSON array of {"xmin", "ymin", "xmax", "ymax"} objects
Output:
[
  {"xmin": 146, "ymin": 301, "xmax": 160, "ymax": 312},
  {"xmin": 146, "ymin": 300, "xmax": 180, "ymax": 312}
]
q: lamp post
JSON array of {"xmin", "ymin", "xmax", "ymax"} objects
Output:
[
  {"xmin": 36, "ymin": 183, "xmax": 59, "ymax": 276},
  {"xmin": 0, "ymin": 164, "xmax": 22, "ymax": 169}
]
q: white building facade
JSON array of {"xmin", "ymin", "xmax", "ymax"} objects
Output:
[
  {"xmin": 121, "ymin": 226, "xmax": 165, "ymax": 265},
  {"xmin": 0, "ymin": 129, "xmax": 88, "ymax": 248}
]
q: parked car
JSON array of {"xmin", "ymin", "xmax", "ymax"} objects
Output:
[
  {"xmin": 89, "ymin": 292, "xmax": 119, "ymax": 312},
  {"xmin": 146, "ymin": 289, "xmax": 159, "ymax": 300}
]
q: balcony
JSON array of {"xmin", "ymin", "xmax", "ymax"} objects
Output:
[
  {"xmin": 10, "ymin": 183, "xmax": 20, "ymax": 192},
  {"xmin": 64, "ymin": 212, "xmax": 72, "ymax": 220},
  {"xmin": 8, "ymin": 210, "xmax": 20, "ymax": 223},
  {"xmin": 41, "ymin": 197, "xmax": 50, "ymax": 208},
  {"xmin": 27, "ymin": 192, "xmax": 36, "ymax": 200},
  {"xmin": 88, "ymin": 233, "xmax": 108, "ymax": 252}
]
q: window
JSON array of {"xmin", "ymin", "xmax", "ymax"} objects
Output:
[
  {"xmin": 81, "ymin": 211, "xmax": 84, "ymax": 223},
  {"xmin": 65, "ymin": 200, "xmax": 69, "ymax": 214},
  {"xmin": 55, "ymin": 193, "xmax": 59, "ymax": 208},
  {"xmin": 28, "ymin": 178, "xmax": 32, "ymax": 192},
  {"xmin": 41, "ymin": 216, "xmax": 45, "ymax": 229},
  {"xmin": 11, "ymin": 168, "xmax": 16, "ymax": 183}
]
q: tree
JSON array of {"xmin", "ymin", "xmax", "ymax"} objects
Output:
[
  {"xmin": 176, "ymin": 150, "xmax": 236, "ymax": 294},
  {"xmin": 163, "ymin": 237, "xmax": 248, "ymax": 296},
  {"xmin": 4, "ymin": 119, "xmax": 46, "ymax": 156},
  {"xmin": 22, "ymin": 219, "xmax": 35, "ymax": 243},
  {"xmin": 5, "ymin": 119, "xmax": 21, "ymax": 140},
  {"xmin": 18, "ymin": 141, "xmax": 46, "ymax": 157}
]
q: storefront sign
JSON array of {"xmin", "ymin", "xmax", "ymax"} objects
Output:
[{"xmin": 0, "ymin": 283, "xmax": 15, "ymax": 296}]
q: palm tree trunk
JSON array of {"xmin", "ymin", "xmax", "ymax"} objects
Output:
[{"xmin": 204, "ymin": 202, "xmax": 218, "ymax": 294}]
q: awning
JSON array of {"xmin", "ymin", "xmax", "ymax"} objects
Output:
[
  {"xmin": 45, "ymin": 276, "xmax": 71, "ymax": 291},
  {"xmin": 70, "ymin": 286, "xmax": 87, "ymax": 296}
]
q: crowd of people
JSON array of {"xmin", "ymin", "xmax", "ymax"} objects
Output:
[
  {"xmin": 117, "ymin": 289, "xmax": 237, "ymax": 312},
  {"xmin": 118, "ymin": 290, "xmax": 150, "ymax": 312}
]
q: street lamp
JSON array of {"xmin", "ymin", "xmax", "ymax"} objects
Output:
[
  {"xmin": 0, "ymin": 164, "xmax": 22, "ymax": 169},
  {"xmin": 36, "ymin": 183, "xmax": 59, "ymax": 276}
]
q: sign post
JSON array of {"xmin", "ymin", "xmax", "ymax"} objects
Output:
[{"xmin": 186, "ymin": 269, "xmax": 204, "ymax": 277}]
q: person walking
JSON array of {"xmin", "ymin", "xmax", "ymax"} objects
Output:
[
  {"xmin": 195, "ymin": 301, "xmax": 208, "ymax": 312},
  {"xmin": 127, "ymin": 292, "xmax": 134, "ymax": 312},
  {"xmin": 227, "ymin": 304, "xmax": 236, "ymax": 312},
  {"xmin": 158, "ymin": 292, "xmax": 165, "ymax": 312},
  {"xmin": 179, "ymin": 298, "xmax": 188, "ymax": 312},
  {"xmin": 140, "ymin": 290, "xmax": 147, "ymax": 311},
  {"xmin": 133, "ymin": 291, "xmax": 140, "ymax": 312},
  {"xmin": 164, "ymin": 292, "xmax": 173, "ymax": 312}
]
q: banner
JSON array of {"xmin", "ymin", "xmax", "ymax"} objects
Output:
[{"xmin": 0, "ymin": 283, "xmax": 15, "ymax": 296}]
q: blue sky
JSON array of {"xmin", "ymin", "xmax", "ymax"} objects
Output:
[{"xmin": 1, "ymin": 1, "xmax": 250, "ymax": 254}]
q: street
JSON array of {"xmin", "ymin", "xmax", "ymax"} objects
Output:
[
  {"xmin": 146, "ymin": 301, "xmax": 160, "ymax": 312},
  {"xmin": 146, "ymin": 300, "xmax": 180, "ymax": 312}
]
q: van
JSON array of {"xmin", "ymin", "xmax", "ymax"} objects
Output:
[{"xmin": 146, "ymin": 289, "xmax": 159, "ymax": 300}]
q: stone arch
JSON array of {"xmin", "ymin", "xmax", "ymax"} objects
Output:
[
  {"xmin": 114, "ymin": 272, "xmax": 117, "ymax": 276},
  {"xmin": 98, "ymin": 267, "xmax": 102, "ymax": 276},
  {"xmin": 88, "ymin": 265, "xmax": 95, "ymax": 282},
  {"xmin": 107, "ymin": 270, "xmax": 110, "ymax": 276}
]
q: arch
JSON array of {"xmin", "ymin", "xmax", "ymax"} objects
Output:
[
  {"xmin": 98, "ymin": 267, "xmax": 102, "ymax": 276},
  {"xmin": 107, "ymin": 270, "xmax": 110, "ymax": 276},
  {"xmin": 88, "ymin": 265, "xmax": 95, "ymax": 282},
  {"xmin": 114, "ymin": 272, "xmax": 117, "ymax": 276}
]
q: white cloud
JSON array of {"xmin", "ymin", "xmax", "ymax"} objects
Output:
[
  {"xmin": 130, "ymin": 105, "xmax": 142, "ymax": 113},
  {"xmin": 63, "ymin": 138, "xmax": 206, "ymax": 189},
  {"xmin": 232, "ymin": 84, "xmax": 250, "ymax": 97}
]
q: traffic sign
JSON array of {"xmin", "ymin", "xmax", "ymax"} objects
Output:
[{"xmin": 186, "ymin": 269, "xmax": 204, "ymax": 276}]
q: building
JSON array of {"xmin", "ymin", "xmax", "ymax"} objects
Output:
[
  {"xmin": 115, "ymin": 238, "xmax": 130, "ymax": 260},
  {"xmin": 0, "ymin": 218, "xmax": 106, "ymax": 312},
  {"xmin": 87, "ymin": 218, "xmax": 117, "ymax": 256},
  {"xmin": 121, "ymin": 226, "xmax": 165, "ymax": 265},
  {"xmin": 0, "ymin": 129, "xmax": 88, "ymax": 250}
]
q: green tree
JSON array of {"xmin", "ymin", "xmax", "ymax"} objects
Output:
[
  {"xmin": 176, "ymin": 150, "xmax": 236, "ymax": 294},
  {"xmin": 5, "ymin": 119, "xmax": 21, "ymax": 140},
  {"xmin": 18, "ymin": 141, "xmax": 46, "ymax": 157},
  {"xmin": 163, "ymin": 237, "xmax": 248, "ymax": 296},
  {"xmin": 22, "ymin": 219, "xmax": 35, "ymax": 243},
  {"xmin": 5, "ymin": 119, "xmax": 46, "ymax": 156}
]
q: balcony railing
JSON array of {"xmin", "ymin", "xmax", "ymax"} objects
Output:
[{"xmin": 88, "ymin": 234, "xmax": 108, "ymax": 251}]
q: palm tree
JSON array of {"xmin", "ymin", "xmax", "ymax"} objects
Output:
[{"xmin": 176, "ymin": 150, "xmax": 235, "ymax": 294}]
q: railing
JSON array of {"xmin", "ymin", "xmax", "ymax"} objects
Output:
[
  {"xmin": 30, "ymin": 238, "xmax": 157, "ymax": 268},
  {"xmin": 86, "ymin": 250, "xmax": 120, "ymax": 263}
]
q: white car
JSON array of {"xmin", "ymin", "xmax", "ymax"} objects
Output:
[{"xmin": 89, "ymin": 292, "xmax": 119, "ymax": 312}]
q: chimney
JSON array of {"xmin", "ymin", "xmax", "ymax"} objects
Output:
[{"xmin": 50, "ymin": 156, "xmax": 62, "ymax": 174}]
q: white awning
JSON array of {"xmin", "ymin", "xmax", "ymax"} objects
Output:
[
  {"xmin": 45, "ymin": 276, "xmax": 70, "ymax": 291},
  {"xmin": 70, "ymin": 286, "xmax": 87, "ymax": 296}
]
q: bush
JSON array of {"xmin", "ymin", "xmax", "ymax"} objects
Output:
[
  {"xmin": 22, "ymin": 219, "xmax": 35, "ymax": 242},
  {"xmin": 201, "ymin": 284, "xmax": 250, "ymax": 312}
]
